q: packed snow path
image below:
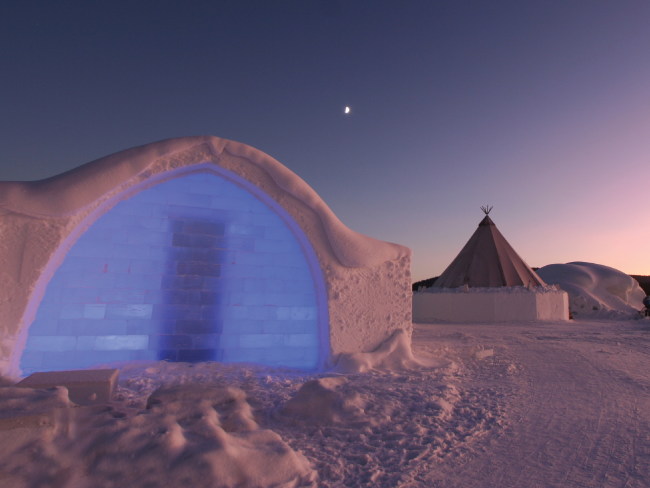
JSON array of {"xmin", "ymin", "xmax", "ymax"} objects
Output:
[{"xmin": 418, "ymin": 320, "xmax": 650, "ymax": 488}]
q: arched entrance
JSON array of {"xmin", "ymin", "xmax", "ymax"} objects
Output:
[{"xmin": 19, "ymin": 172, "xmax": 324, "ymax": 373}]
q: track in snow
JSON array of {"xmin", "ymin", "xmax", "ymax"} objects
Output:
[{"xmin": 416, "ymin": 320, "xmax": 650, "ymax": 488}]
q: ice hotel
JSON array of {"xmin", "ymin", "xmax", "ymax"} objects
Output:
[{"xmin": 0, "ymin": 137, "xmax": 412, "ymax": 376}]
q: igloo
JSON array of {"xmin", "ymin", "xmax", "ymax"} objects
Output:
[
  {"xmin": 0, "ymin": 137, "xmax": 412, "ymax": 376},
  {"xmin": 537, "ymin": 262, "xmax": 645, "ymax": 318}
]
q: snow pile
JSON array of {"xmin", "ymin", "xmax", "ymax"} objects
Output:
[
  {"xmin": 0, "ymin": 384, "xmax": 316, "ymax": 488},
  {"xmin": 471, "ymin": 346, "xmax": 494, "ymax": 360},
  {"xmin": 278, "ymin": 377, "xmax": 372, "ymax": 427},
  {"xmin": 0, "ymin": 385, "xmax": 71, "ymax": 414},
  {"xmin": 0, "ymin": 336, "xmax": 497, "ymax": 488},
  {"xmin": 276, "ymin": 374, "xmax": 460, "ymax": 430},
  {"xmin": 332, "ymin": 329, "xmax": 450, "ymax": 373},
  {"xmin": 271, "ymin": 369, "xmax": 482, "ymax": 486},
  {"xmin": 536, "ymin": 262, "xmax": 646, "ymax": 319}
]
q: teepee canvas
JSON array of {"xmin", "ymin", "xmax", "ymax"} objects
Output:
[
  {"xmin": 433, "ymin": 208, "xmax": 545, "ymax": 288},
  {"xmin": 413, "ymin": 207, "xmax": 568, "ymax": 323}
]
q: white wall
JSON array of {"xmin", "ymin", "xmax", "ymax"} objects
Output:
[{"xmin": 413, "ymin": 289, "xmax": 569, "ymax": 323}]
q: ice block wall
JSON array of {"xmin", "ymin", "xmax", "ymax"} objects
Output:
[{"xmin": 20, "ymin": 173, "xmax": 321, "ymax": 373}]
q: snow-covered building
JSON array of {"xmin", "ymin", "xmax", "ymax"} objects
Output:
[
  {"xmin": 0, "ymin": 137, "xmax": 412, "ymax": 376},
  {"xmin": 413, "ymin": 209, "xmax": 568, "ymax": 322}
]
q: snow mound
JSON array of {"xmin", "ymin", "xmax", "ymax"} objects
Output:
[
  {"xmin": 0, "ymin": 384, "xmax": 316, "ymax": 488},
  {"xmin": 537, "ymin": 262, "xmax": 645, "ymax": 319},
  {"xmin": 0, "ymin": 343, "xmax": 493, "ymax": 488},
  {"xmin": 332, "ymin": 329, "xmax": 450, "ymax": 373},
  {"xmin": 278, "ymin": 377, "xmax": 371, "ymax": 427},
  {"xmin": 0, "ymin": 385, "xmax": 71, "ymax": 414}
]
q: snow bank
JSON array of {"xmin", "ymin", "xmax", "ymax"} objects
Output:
[
  {"xmin": 0, "ymin": 384, "xmax": 70, "ymax": 415},
  {"xmin": 536, "ymin": 262, "xmax": 646, "ymax": 319},
  {"xmin": 332, "ymin": 329, "xmax": 448, "ymax": 373},
  {"xmin": 0, "ymin": 384, "xmax": 316, "ymax": 488},
  {"xmin": 278, "ymin": 377, "xmax": 371, "ymax": 427},
  {"xmin": 0, "ymin": 335, "xmax": 484, "ymax": 487}
]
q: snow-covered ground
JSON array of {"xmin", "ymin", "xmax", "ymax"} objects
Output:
[
  {"xmin": 2, "ymin": 317, "xmax": 649, "ymax": 487},
  {"xmin": 417, "ymin": 319, "xmax": 650, "ymax": 488}
]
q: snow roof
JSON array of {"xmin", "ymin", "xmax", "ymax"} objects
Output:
[
  {"xmin": 0, "ymin": 136, "xmax": 410, "ymax": 269},
  {"xmin": 433, "ymin": 213, "xmax": 545, "ymax": 288}
]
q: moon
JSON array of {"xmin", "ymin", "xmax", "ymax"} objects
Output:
[{"xmin": 344, "ymin": 106, "xmax": 350, "ymax": 114}]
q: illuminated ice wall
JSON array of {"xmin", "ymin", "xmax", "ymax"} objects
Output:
[{"xmin": 20, "ymin": 173, "xmax": 321, "ymax": 374}]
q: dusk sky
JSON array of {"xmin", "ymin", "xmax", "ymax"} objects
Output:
[{"xmin": 1, "ymin": 1, "xmax": 649, "ymax": 281}]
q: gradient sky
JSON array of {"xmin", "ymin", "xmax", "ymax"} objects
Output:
[{"xmin": 1, "ymin": 1, "xmax": 649, "ymax": 281}]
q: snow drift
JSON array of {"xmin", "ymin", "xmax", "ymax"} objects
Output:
[
  {"xmin": 332, "ymin": 329, "xmax": 449, "ymax": 374},
  {"xmin": 536, "ymin": 262, "xmax": 646, "ymax": 319},
  {"xmin": 0, "ymin": 384, "xmax": 316, "ymax": 488},
  {"xmin": 0, "ymin": 335, "xmax": 469, "ymax": 488},
  {"xmin": 278, "ymin": 376, "xmax": 371, "ymax": 427}
]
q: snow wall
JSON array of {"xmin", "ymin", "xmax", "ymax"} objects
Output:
[
  {"xmin": 0, "ymin": 136, "xmax": 413, "ymax": 376},
  {"xmin": 537, "ymin": 262, "xmax": 645, "ymax": 319},
  {"xmin": 412, "ymin": 286, "xmax": 569, "ymax": 323}
]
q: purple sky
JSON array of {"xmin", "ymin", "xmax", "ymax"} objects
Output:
[{"xmin": 1, "ymin": 1, "xmax": 649, "ymax": 280}]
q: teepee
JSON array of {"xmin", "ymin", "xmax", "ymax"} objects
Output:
[{"xmin": 433, "ymin": 207, "xmax": 545, "ymax": 288}]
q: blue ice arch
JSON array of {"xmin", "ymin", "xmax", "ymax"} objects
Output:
[{"xmin": 20, "ymin": 172, "xmax": 326, "ymax": 374}]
